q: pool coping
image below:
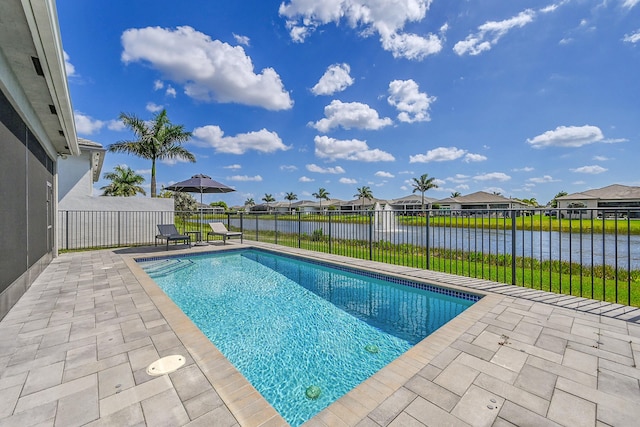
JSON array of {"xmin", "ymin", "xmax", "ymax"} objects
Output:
[{"xmin": 123, "ymin": 242, "xmax": 503, "ymax": 426}]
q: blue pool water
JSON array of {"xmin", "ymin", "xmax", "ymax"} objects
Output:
[{"xmin": 138, "ymin": 249, "xmax": 478, "ymax": 426}]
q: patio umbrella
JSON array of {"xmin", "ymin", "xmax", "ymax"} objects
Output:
[{"xmin": 165, "ymin": 174, "xmax": 235, "ymax": 245}]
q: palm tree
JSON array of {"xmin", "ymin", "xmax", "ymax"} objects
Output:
[
  {"xmin": 354, "ymin": 186, "xmax": 373, "ymax": 210},
  {"xmin": 262, "ymin": 193, "xmax": 275, "ymax": 211},
  {"xmin": 411, "ymin": 173, "xmax": 438, "ymax": 211},
  {"xmin": 450, "ymin": 191, "xmax": 461, "ymax": 198},
  {"xmin": 312, "ymin": 187, "xmax": 330, "ymax": 211},
  {"xmin": 551, "ymin": 191, "xmax": 567, "ymax": 208},
  {"xmin": 285, "ymin": 192, "xmax": 298, "ymax": 213},
  {"xmin": 245, "ymin": 197, "xmax": 255, "ymax": 207},
  {"xmin": 100, "ymin": 165, "xmax": 146, "ymax": 196},
  {"xmin": 108, "ymin": 109, "xmax": 195, "ymax": 197}
]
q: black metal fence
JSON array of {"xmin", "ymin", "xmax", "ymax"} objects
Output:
[{"xmin": 58, "ymin": 208, "xmax": 640, "ymax": 306}]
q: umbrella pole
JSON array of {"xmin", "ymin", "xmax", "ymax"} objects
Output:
[{"xmin": 195, "ymin": 189, "xmax": 206, "ymax": 245}]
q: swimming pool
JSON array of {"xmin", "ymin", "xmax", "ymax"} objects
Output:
[{"xmin": 138, "ymin": 249, "xmax": 479, "ymax": 426}]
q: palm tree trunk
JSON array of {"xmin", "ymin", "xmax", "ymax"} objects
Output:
[{"xmin": 151, "ymin": 159, "xmax": 157, "ymax": 198}]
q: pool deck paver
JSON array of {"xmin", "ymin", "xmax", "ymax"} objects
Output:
[{"xmin": 0, "ymin": 241, "xmax": 638, "ymax": 426}]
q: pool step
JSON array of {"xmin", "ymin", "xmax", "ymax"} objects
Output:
[{"xmin": 141, "ymin": 259, "xmax": 195, "ymax": 277}]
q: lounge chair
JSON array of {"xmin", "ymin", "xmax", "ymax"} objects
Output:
[
  {"xmin": 155, "ymin": 224, "xmax": 191, "ymax": 250},
  {"xmin": 207, "ymin": 222, "xmax": 242, "ymax": 244}
]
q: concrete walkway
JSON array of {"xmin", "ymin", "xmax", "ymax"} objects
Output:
[{"xmin": 0, "ymin": 242, "xmax": 638, "ymax": 426}]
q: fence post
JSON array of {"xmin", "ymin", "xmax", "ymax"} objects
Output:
[
  {"xmin": 65, "ymin": 211, "xmax": 69, "ymax": 251},
  {"xmin": 511, "ymin": 210, "xmax": 517, "ymax": 285},
  {"xmin": 426, "ymin": 210, "xmax": 430, "ymax": 270},
  {"xmin": 255, "ymin": 214, "xmax": 259, "ymax": 241},
  {"xmin": 275, "ymin": 212, "xmax": 278, "ymax": 245},
  {"xmin": 298, "ymin": 211, "xmax": 301, "ymax": 248},
  {"xmin": 328, "ymin": 211, "xmax": 332, "ymax": 254},
  {"xmin": 368, "ymin": 211, "xmax": 373, "ymax": 260}
]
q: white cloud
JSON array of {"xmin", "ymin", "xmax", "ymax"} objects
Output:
[
  {"xmin": 381, "ymin": 32, "xmax": 443, "ymax": 60},
  {"xmin": 224, "ymin": 164, "xmax": 242, "ymax": 169},
  {"xmin": 387, "ymin": 79, "xmax": 436, "ymax": 123},
  {"xmin": 512, "ymin": 166, "xmax": 534, "ymax": 172},
  {"xmin": 280, "ymin": 165, "xmax": 298, "ymax": 171},
  {"xmin": 483, "ymin": 186, "xmax": 506, "ymax": 195},
  {"xmin": 63, "ymin": 51, "xmax": 75, "ymax": 77},
  {"xmin": 623, "ymin": 29, "xmax": 640, "ymax": 44},
  {"xmin": 623, "ymin": 0, "xmax": 640, "ymax": 9},
  {"xmin": 453, "ymin": 9, "xmax": 536, "ymax": 56},
  {"xmin": 409, "ymin": 146, "xmax": 466, "ymax": 163},
  {"xmin": 447, "ymin": 174, "xmax": 469, "ymax": 183},
  {"xmin": 311, "ymin": 100, "xmax": 392, "ymax": 132},
  {"xmin": 146, "ymin": 102, "xmax": 164, "ymax": 112},
  {"xmin": 279, "ymin": 0, "xmax": 442, "ymax": 60},
  {"xmin": 527, "ymin": 125, "xmax": 605, "ymax": 148},
  {"xmin": 121, "ymin": 26, "xmax": 293, "ymax": 110},
  {"xmin": 165, "ymin": 86, "xmax": 177, "ymax": 97},
  {"xmin": 160, "ymin": 156, "xmax": 192, "ymax": 166},
  {"xmin": 311, "ymin": 63, "xmax": 354, "ymax": 96},
  {"xmin": 233, "ymin": 33, "xmax": 250, "ymax": 46},
  {"xmin": 74, "ymin": 112, "xmax": 104, "ymax": 135},
  {"xmin": 463, "ymin": 153, "xmax": 487, "ymax": 163},
  {"xmin": 299, "ymin": 176, "xmax": 314, "ymax": 182},
  {"xmin": 473, "ymin": 172, "xmax": 511, "ymax": 182},
  {"xmin": 593, "ymin": 155, "xmax": 611, "ymax": 161},
  {"xmin": 227, "ymin": 175, "xmax": 263, "ymax": 182},
  {"xmin": 314, "ymin": 136, "xmax": 395, "ymax": 162},
  {"xmin": 570, "ymin": 165, "xmax": 607, "ymax": 174},
  {"xmin": 339, "ymin": 177, "xmax": 358, "ymax": 184},
  {"xmin": 193, "ymin": 125, "xmax": 290, "ymax": 154},
  {"xmin": 107, "ymin": 120, "xmax": 126, "ymax": 131},
  {"xmin": 306, "ymin": 164, "xmax": 345, "ymax": 174},
  {"xmin": 153, "ymin": 80, "xmax": 164, "ymax": 90},
  {"xmin": 528, "ymin": 175, "xmax": 558, "ymax": 183},
  {"xmin": 375, "ymin": 171, "xmax": 394, "ymax": 178}
]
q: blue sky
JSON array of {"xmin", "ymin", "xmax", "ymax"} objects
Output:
[{"xmin": 58, "ymin": 0, "xmax": 640, "ymax": 207}]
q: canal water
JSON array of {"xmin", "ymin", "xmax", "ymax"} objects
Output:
[{"xmin": 229, "ymin": 217, "xmax": 640, "ymax": 270}]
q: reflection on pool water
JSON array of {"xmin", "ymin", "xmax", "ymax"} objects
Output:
[{"xmin": 138, "ymin": 249, "xmax": 478, "ymax": 426}]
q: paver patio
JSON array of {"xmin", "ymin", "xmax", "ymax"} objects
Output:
[{"xmin": 0, "ymin": 241, "xmax": 639, "ymax": 426}]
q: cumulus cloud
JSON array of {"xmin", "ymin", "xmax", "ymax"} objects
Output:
[
  {"xmin": 473, "ymin": 172, "xmax": 511, "ymax": 182},
  {"xmin": 528, "ymin": 175, "xmax": 558, "ymax": 183},
  {"xmin": 387, "ymin": 79, "xmax": 436, "ymax": 123},
  {"xmin": 74, "ymin": 112, "xmax": 104, "ymax": 135},
  {"xmin": 299, "ymin": 176, "xmax": 314, "ymax": 182},
  {"xmin": 146, "ymin": 102, "xmax": 164, "ymax": 113},
  {"xmin": 227, "ymin": 175, "xmax": 262, "ymax": 182},
  {"xmin": 233, "ymin": 33, "xmax": 250, "ymax": 46},
  {"xmin": 63, "ymin": 52, "xmax": 76, "ymax": 78},
  {"xmin": 623, "ymin": 29, "xmax": 640, "ymax": 44},
  {"xmin": 280, "ymin": 165, "xmax": 298, "ymax": 171},
  {"xmin": 339, "ymin": 177, "xmax": 358, "ymax": 184},
  {"xmin": 463, "ymin": 153, "xmax": 487, "ymax": 163},
  {"xmin": 107, "ymin": 120, "xmax": 126, "ymax": 131},
  {"xmin": 306, "ymin": 164, "xmax": 345, "ymax": 174},
  {"xmin": 527, "ymin": 125, "xmax": 605, "ymax": 148},
  {"xmin": 454, "ymin": 9, "xmax": 536, "ymax": 56},
  {"xmin": 447, "ymin": 174, "xmax": 469, "ymax": 183},
  {"xmin": 593, "ymin": 155, "xmax": 611, "ymax": 161},
  {"xmin": 312, "ymin": 63, "xmax": 354, "ymax": 96},
  {"xmin": 153, "ymin": 80, "xmax": 164, "ymax": 90},
  {"xmin": 193, "ymin": 125, "xmax": 290, "ymax": 154},
  {"xmin": 165, "ymin": 86, "xmax": 177, "ymax": 97},
  {"xmin": 409, "ymin": 146, "xmax": 466, "ymax": 163},
  {"xmin": 375, "ymin": 171, "xmax": 394, "ymax": 178},
  {"xmin": 314, "ymin": 136, "xmax": 395, "ymax": 162},
  {"xmin": 279, "ymin": 0, "xmax": 443, "ymax": 60},
  {"xmin": 224, "ymin": 164, "xmax": 242, "ymax": 169},
  {"xmin": 571, "ymin": 165, "xmax": 607, "ymax": 174},
  {"xmin": 311, "ymin": 100, "xmax": 392, "ymax": 132},
  {"xmin": 121, "ymin": 26, "xmax": 292, "ymax": 110},
  {"xmin": 512, "ymin": 166, "xmax": 534, "ymax": 172}
]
